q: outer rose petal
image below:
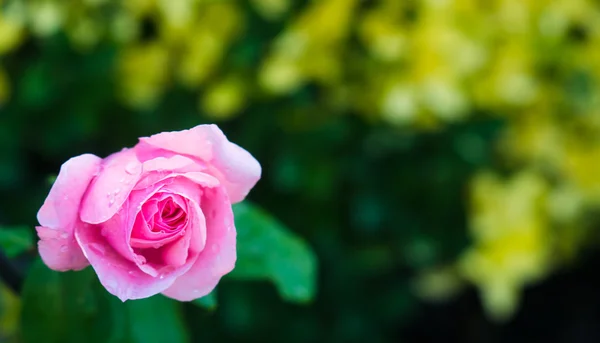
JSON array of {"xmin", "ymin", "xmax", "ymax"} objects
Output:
[
  {"xmin": 80, "ymin": 149, "xmax": 142, "ymax": 224},
  {"xmin": 36, "ymin": 154, "xmax": 102, "ymax": 271},
  {"xmin": 75, "ymin": 219, "xmax": 180, "ymax": 301},
  {"xmin": 135, "ymin": 124, "xmax": 261, "ymax": 203},
  {"xmin": 161, "ymin": 186, "xmax": 236, "ymax": 301}
]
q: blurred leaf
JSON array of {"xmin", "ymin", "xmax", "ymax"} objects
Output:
[
  {"xmin": 21, "ymin": 260, "xmax": 124, "ymax": 343},
  {"xmin": 0, "ymin": 226, "xmax": 33, "ymax": 257},
  {"xmin": 229, "ymin": 201, "xmax": 317, "ymax": 303},
  {"xmin": 126, "ymin": 295, "xmax": 189, "ymax": 343},
  {"xmin": 0, "ymin": 283, "xmax": 21, "ymax": 342},
  {"xmin": 47, "ymin": 174, "xmax": 57, "ymax": 186},
  {"xmin": 192, "ymin": 289, "xmax": 217, "ymax": 311}
]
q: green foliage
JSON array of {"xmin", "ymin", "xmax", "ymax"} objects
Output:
[
  {"xmin": 229, "ymin": 201, "xmax": 317, "ymax": 303},
  {"xmin": 20, "ymin": 260, "xmax": 189, "ymax": 343},
  {"xmin": 192, "ymin": 290, "xmax": 217, "ymax": 311},
  {"xmin": 21, "ymin": 260, "xmax": 122, "ymax": 343},
  {"xmin": 0, "ymin": 226, "xmax": 33, "ymax": 257},
  {"xmin": 126, "ymin": 295, "xmax": 189, "ymax": 343}
]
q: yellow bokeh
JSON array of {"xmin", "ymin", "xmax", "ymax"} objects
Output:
[{"xmin": 459, "ymin": 170, "xmax": 551, "ymax": 321}]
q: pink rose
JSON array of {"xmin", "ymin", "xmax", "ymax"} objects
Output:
[{"xmin": 35, "ymin": 125, "xmax": 261, "ymax": 301}]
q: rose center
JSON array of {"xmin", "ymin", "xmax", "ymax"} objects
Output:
[{"xmin": 152, "ymin": 198, "xmax": 186, "ymax": 232}]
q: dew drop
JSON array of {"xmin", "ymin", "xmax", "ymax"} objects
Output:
[
  {"xmin": 60, "ymin": 233, "xmax": 69, "ymax": 239},
  {"xmin": 60, "ymin": 245, "xmax": 68, "ymax": 253},
  {"xmin": 114, "ymin": 188, "xmax": 121, "ymax": 195},
  {"xmin": 128, "ymin": 271, "xmax": 135, "ymax": 275},
  {"xmin": 108, "ymin": 197, "xmax": 115, "ymax": 207},
  {"xmin": 119, "ymin": 177, "xmax": 125, "ymax": 183},
  {"xmin": 125, "ymin": 162, "xmax": 139, "ymax": 175},
  {"xmin": 159, "ymin": 274, "xmax": 165, "ymax": 280}
]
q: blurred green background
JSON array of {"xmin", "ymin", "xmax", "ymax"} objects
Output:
[{"xmin": 3, "ymin": 0, "xmax": 600, "ymax": 342}]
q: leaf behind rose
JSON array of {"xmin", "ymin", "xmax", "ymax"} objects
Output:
[
  {"xmin": 229, "ymin": 201, "xmax": 317, "ymax": 303},
  {"xmin": 192, "ymin": 289, "xmax": 217, "ymax": 311},
  {"xmin": 21, "ymin": 260, "xmax": 190, "ymax": 343},
  {"xmin": 126, "ymin": 295, "xmax": 189, "ymax": 343},
  {"xmin": 20, "ymin": 260, "xmax": 126, "ymax": 343},
  {"xmin": 0, "ymin": 226, "xmax": 33, "ymax": 258}
]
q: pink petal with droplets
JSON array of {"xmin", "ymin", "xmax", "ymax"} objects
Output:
[
  {"xmin": 135, "ymin": 124, "xmax": 261, "ymax": 203},
  {"xmin": 36, "ymin": 154, "xmax": 102, "ymax": 271}
]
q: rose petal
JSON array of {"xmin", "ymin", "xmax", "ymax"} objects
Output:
[
  {"xmin": 135, "ymin": 124, "xmax": 261, "ymax": 203},
  {"xmin": 131, "ymin": 194, "xmax": 189, "ymax": 247},
  {"xmin": 36, "ymin": 226, "xmax": 88, "ymax": 271},
  {"xmin": 161, "ymin": 186, "xmax": 236, "ymax": 301},
  {"xmin": 36, "ymin": 153, "xmax": 102, "ymax": 271},
  {"xmin": 134, "ymin": 155, "xmax": 202, "ymax": 190},
  {"xmin": 161, "ymin": 228, "xmax": 192, "ymax": 267},
  {"xmin": 75, "ymin": 221, "xmax": 182, "ymax": 301},
  {"xmin": 80, "ymin": 149, "xmax": 143, "ymax": 224}
]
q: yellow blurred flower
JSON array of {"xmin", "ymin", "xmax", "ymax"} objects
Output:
[
  {"xmin": 259, "ymin": 0, "xmax": 357, "ymax": 93},
  {"xmin": 176, "ymin": 2, "xmax": 243, "ymax": 88},
  {"xmin": 117, "ymin": 42, "xmax": 170, "ymax": 109},
  {"xmin": 251, "ymin": 0, "xmax": 292, "ymax": 21},
  {"xmin": 562, "ymin": 136, "xmax": 600, "ymax": 203},
  {"xmin": 200, "ymin": 76, "xmax": 247, "ymax": 120},
  {"xmin": 0, "ymin": 6, "xmax": 25, "ymax": 55},
  {"xmin": 27, "ymin": 0, "xmax": 65, "ymax": 37},
  {"xmin": 459, "ymin": 170, "xmax": 551, "ymax": 321}
]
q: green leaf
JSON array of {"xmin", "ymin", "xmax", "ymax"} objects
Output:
[
  {"xmin": 20, "ymin": 260, "xmax": 125, "ymax": 343},
  {"xmin": 0, "ymin": 226, "xmax": 33, "ymax": 257},
  {"xmin": 126, "ymin": 295, "xmax": 189, "ymax": 343},
  {"xmin": 229, "ymin": 202, "xmax": 317, "ymax": 303},
  {"xmin": 192, "ymin": 289, "xmax": 217, "ymax": 311}
]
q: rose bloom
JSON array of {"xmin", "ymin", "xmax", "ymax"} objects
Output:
[{"xmin": 36, "ymin": 125, "xmax": 261, "ymax": 301}]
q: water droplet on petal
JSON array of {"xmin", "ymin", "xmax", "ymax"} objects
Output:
[
  {"xmin": 119, "ymin": 177, "xmax": 125, "ymax": 183},
  {"xmin": 60, "ymin": 233, "xmax": 69, "ymax": 239},
  {"xmin": 108, "ymin": 197, "xmax": 115, "ymax": 207},
  {"xmin": 211, "ymin": 243, "xmax": 219, "ymax": 253},
  {"xmin": 60, "ymin": 245, "xmax": 68, "ymax": 253},
  {"xmin": 159, "ymin": 274, "xmax": 165, "ymax": 279},
  {"xmin": 125, "ymin": 162, "xmax": 139, "ymax": 175},
  {"xmin": 128, "ymin": 271, "xmax": 135, "ymax": 275},
  {"xmin": 114, "ymin": 188, "xmax": 121, "ymax": 195}
]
